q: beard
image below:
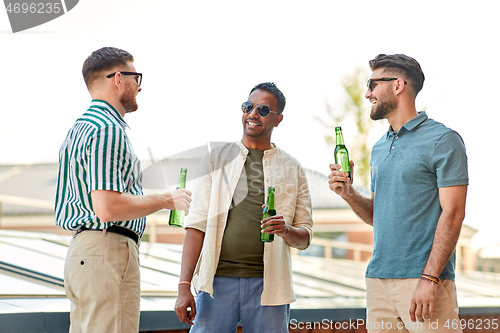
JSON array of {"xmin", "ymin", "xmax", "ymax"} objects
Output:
[
  {"xmin": 120, "ymin": 86, "xmax": 139, "ymax": 113},
  {"xmin": 370, "ymin": 95, "xmax": 397, "ymax": 121}
]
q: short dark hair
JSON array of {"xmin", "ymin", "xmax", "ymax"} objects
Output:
[
  {"xmin": 369, "ymin": 54, "xmax": 425, "ymax": 96},
  {"xmin": 250, "ymin": 82, "xmax": 286, "ymax": 113},
  {"xmin": 82, "ymin": 47, "xmax": 134, "ymax": 89}
]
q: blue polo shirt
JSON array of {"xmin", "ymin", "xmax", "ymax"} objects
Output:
[{"xmin": 367, "ymin": 111, "xmax": 468, "ymax": 280}]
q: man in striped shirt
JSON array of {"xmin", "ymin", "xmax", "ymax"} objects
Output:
[{"xmin": 55, "ymin": 47, "xmax": 192, "ymax": 333}]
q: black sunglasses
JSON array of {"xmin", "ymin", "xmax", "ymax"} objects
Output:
[
  {"xmin": 367, "ymin": 77, "xmax": 407, "ymax": 92},
  {"xmin": 106, "ymin": 71, "xmax": 142, "ymax": 87},
  {"xmin": 241, "ymin": 101, "xmax": 280, "ymax": 117}
]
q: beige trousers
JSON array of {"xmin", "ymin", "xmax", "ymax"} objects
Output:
[
  {"xmin": 366, "ymin": 278, "xmax": 461, "ymax": 333},
  {"xmin": 64, "ymin": 230, "xmax": 141, "ymax": 333}
]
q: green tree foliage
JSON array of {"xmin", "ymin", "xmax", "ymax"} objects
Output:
[{"xmin": 318, "ymin": 68, "xmax": 372, "ymax": 188}]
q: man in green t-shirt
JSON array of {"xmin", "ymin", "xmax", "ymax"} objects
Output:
[{"xmin": 174, "ymin": 82, "xmax": 314, "ymax": 332}]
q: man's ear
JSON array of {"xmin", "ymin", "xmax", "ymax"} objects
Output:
[
  {"xmin": 395, "ymin": 78, "xmax": 406, "ymax": 95},
  {"xmin": 274, "ymin": 114, "xmax": 283, "ymax": 127},
  {"xmin": 112, "ymin": 72, "xmax": 123, "ymax": 89}
]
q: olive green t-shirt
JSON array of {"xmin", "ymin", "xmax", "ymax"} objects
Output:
[{"xmin": 215, "ymin": 148, "xmax": 265, "ymax": 277}]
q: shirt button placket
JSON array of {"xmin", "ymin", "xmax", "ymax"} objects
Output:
[{"xmin": 390, "ymin": 136, "xmax": 397, "ymax": 153}]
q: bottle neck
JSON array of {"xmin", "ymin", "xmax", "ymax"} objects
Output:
[
  {"xmin": 177, "ymin": 171, "xmax": 187, "ymax": 188},
  {"xmin": 267, "ymin": 190, "xmax": 275, "ymax": 210},
  {"xmin": 335, "ymin": 130, "xmax": 345, "ymax": 145}
]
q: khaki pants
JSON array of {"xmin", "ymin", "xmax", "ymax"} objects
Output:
[
  {"xmin": 64, "ymin": 230, "xmax": 141, "ymax": 333},
  {"xmin": 366, "ymin": 278, "xmax": 461, "ymax": 333}
]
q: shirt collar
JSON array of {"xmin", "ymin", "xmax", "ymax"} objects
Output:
[
  {"xmin": 237, "ymin": 141, "xmax": 278, "ymax": 156},
  {"xmin": 90, "ymin": 99, "xmax": 130, "ymax": 130},
  {"xmin": 264, "ymin": 144, "xmax": 278, "ymax": 155},
  {"xmin": 386, "ymin": 111, "xmax": 427, "ymax": 139}
]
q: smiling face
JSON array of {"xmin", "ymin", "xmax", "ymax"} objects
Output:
[
  {"xmin": 366, "ymin": 68, "xmax": 398, "ymax": 121},
  {"xmin": 241, "ymin": 89, "xmax": 283, "ymax": 149}
]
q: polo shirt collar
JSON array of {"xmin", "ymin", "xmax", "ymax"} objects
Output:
[
  {"xmin": 90, "ymin": 99, "xmax": 130, "ymax": 130},
  {"xmin": 386, "ymin": 111, "xmax": 427, "ymax": 139}
]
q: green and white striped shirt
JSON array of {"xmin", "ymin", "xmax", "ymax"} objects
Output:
[{"xmin": 55, "ymin": 100, "xmax": 145, "ymax": 237}]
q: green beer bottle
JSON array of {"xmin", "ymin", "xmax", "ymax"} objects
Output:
[
  {"xmin": 261, "ymin": 187, "xmax": 276, "ymax": 242},
  {"xmin": 169, "ymin": 168, "xmax": 187, "ymax": 227},
  {"xmin": 334, "ymin": 126, "xmax": 351, "ymax": 179}
]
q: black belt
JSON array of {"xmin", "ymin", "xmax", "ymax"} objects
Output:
[{"xmin": 76, "ymin": 225, "xmax": 139, "ymax": 244}]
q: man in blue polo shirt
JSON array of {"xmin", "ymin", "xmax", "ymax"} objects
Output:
[{"xmin": 328, "ymin": 54, "xmax": 468, "ymax": 333}]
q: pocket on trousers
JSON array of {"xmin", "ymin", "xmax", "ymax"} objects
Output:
[
  {"xmin": 110, "ymin": 238, "xmax": 131, "ymax": 283},
  {"xmin": 439, "ymin": 279, "xmax": 459, "ymax": 311},
  {"xmin": 69, "ymin": 238, "xmax": 131, "ymax": 283},
  {"xmin": 69, "ymin": 255, "xmax": 104, "ymax": 283}
]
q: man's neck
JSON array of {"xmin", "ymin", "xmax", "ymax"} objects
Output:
[
  {"xmin": 241, "ymin": 136, "xmax": 273, "ymax": 150},
  {"xmin": 387, "ymin": 105, "xmax": 418, "ymax": 133},
  {"xmin": 91, "ymin": 94, "xmax": 126, "ymax": 117}
]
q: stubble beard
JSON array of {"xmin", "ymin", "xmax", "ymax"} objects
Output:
[
  {"xmin": 370, "ymin": 97, "xmax": 397, "ymax": 121},
  {"xmin": 121, "ymin": 86, "xmax": 139, "ymax": 113}
]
